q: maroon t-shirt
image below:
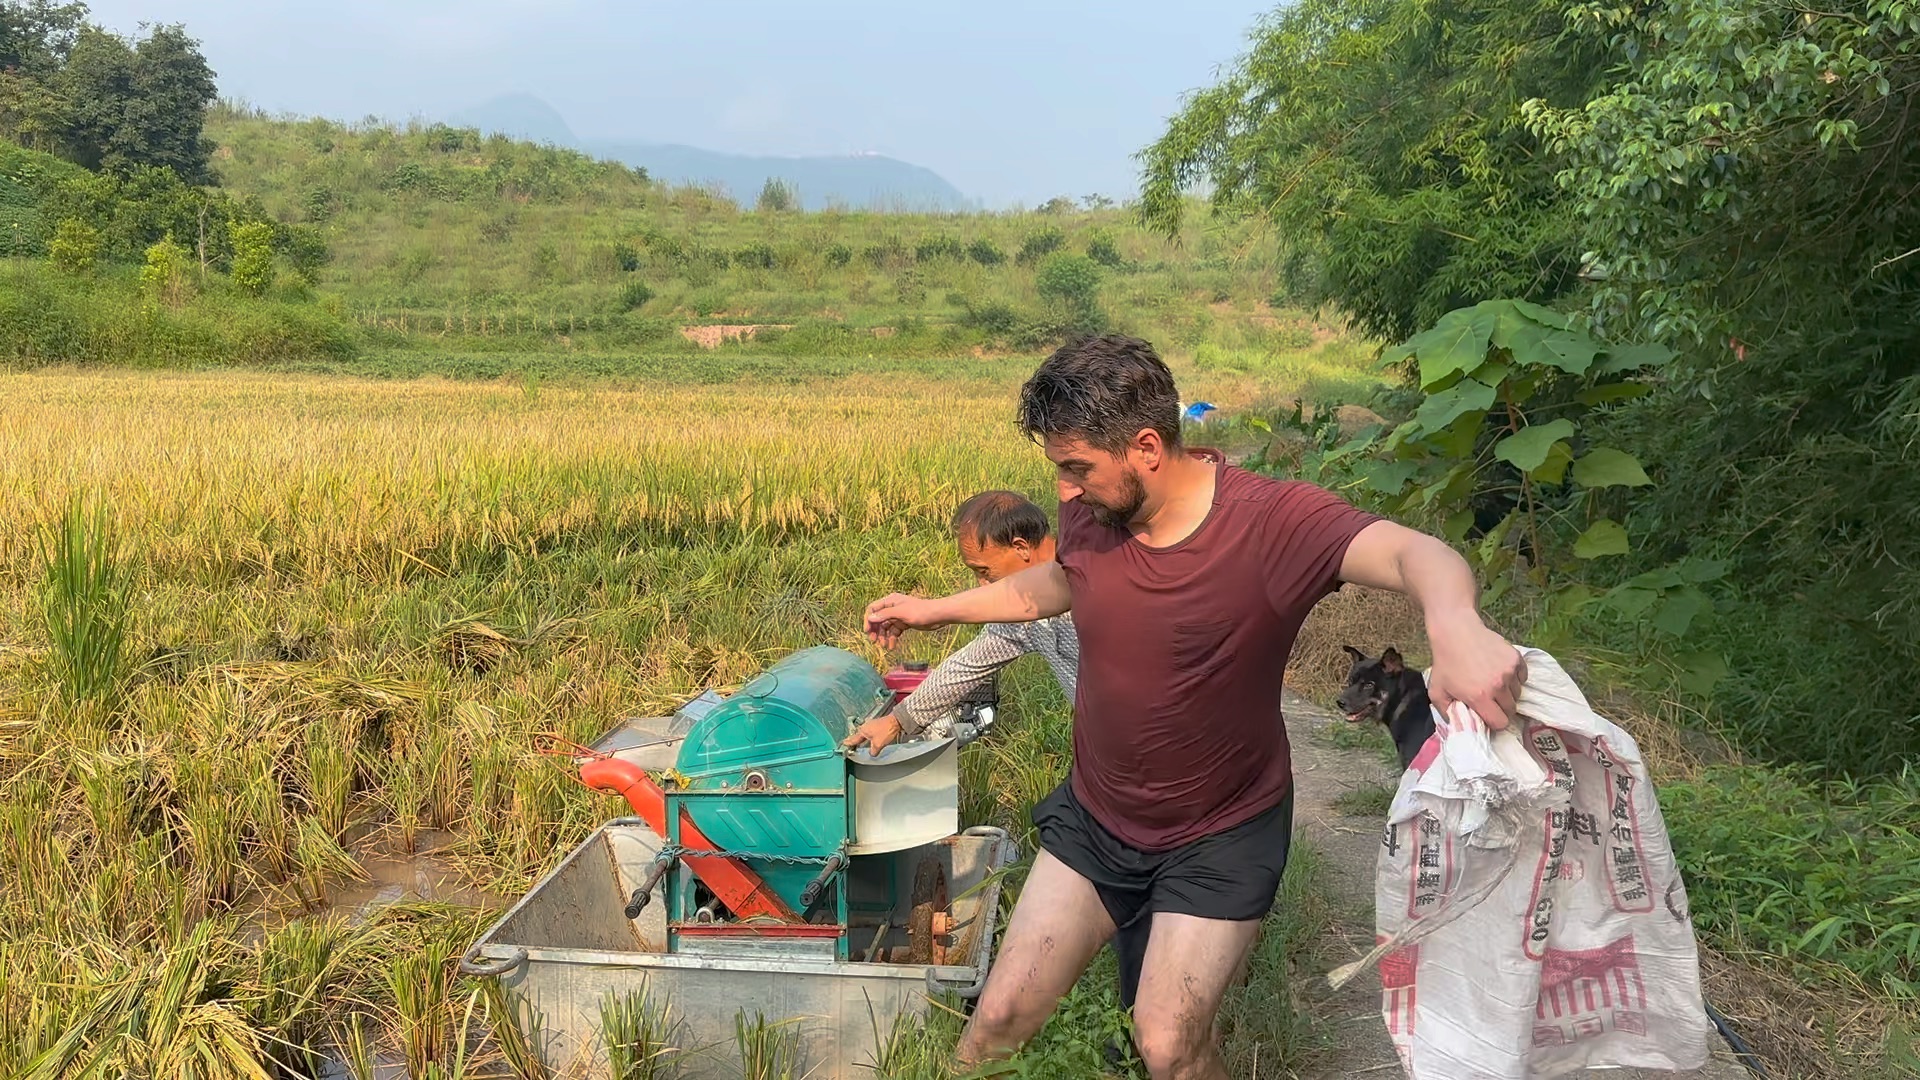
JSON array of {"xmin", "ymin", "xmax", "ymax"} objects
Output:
[{"xmin": 1056, "ymin": 460, "xmax": 1382, "ymax": 851}]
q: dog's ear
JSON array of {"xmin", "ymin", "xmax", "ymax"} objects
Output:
[
  {"xmin": 1381, "ymin": 647, "xmax": 1404, "ymax": 674},
  {"xmin": 1342, "ymin": 645, "xmax": 1367, "ymax": 664}
]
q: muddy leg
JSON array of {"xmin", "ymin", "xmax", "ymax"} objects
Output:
[{"xmin": 953, "ymin": 850, "xmax": 1115, "ymax": 1068}]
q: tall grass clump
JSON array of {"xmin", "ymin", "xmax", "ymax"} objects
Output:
[
  {"xmin": 734, "ymin": 1010, "xmax": 802, "ymax": 1080},
  {"xmin": 37, "ymin": 494, "xmax": 130, "ymax": 708},
  {"xmin": 601, "ymin": 986, "xmax": 683, "ymax": 1080}
]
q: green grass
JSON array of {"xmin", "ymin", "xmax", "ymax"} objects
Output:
[
  {"xmin": 1319, "ymin": 718, "xmax": 1401, "ymax": 769},
  {"xmin": 1334, "ymin": 784, "xmax": 1396, "ymax": 818}
]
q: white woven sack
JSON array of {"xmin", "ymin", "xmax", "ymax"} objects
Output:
[{"xmin": 1331, "ymin": 646, "xmax": 1716, "ymax": 1079}]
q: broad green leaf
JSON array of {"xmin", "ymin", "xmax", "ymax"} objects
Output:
[
  {"xmin": 1603, "ymin": 585, "xmax": 1661, "ymax": 619},
  {"xmin": 1651, "ymin": 585, "xmax": 1713, "ymax": 637},
  {"xmin": 1678, "ymin": 558, "xmax": 1730, "ymax": 583},
  {"xmin": 1537, "ymin": 329, "xmax": 1601, "ymax": 375},
  {"xmin": 1383, "ymin": 419, "xmax": 1422, "ymax": 452},
  {"xmin": 1507, "ymin": 298, "xmax": 1574, "ymax": 330},
  {"xmin": 1676, "ymin": 650, "xmax": 1729, "ymax": 696},
  {"xmin": 1494, "ymin": 419, "xmax": 1577, "ymax": 471},
  {"xmin": 1576, "ymin": 383, "xmax": 1653, "ymax": 406},
  {"xmin": 1430, "ymin": 410, "xmax": 1485, "ymax": 460},
  {"xmin": 1492, "ymin": 300, "xmax": 1595, "ymax": 375},
  {"xmin": 1422, "ymin": 461, "xmax": 1477, "ymax": 507},
  {"xmin": 1466, "ymin": 359, "xmax": 1512, "ymax": 387},
  {"xmin": 1362, "ymin": 460, "xmax": 1420, "ymax": 495},
  {"xmin": 1571, "ymin": 447, "xmax": 1652, "ymax": 488},
  {"xmin": 1442, "ymin": 508, "xmax": 1475, "ymax": 543},
  {"xmin": 1413, "ymin": 379, "xmax": 1497, "ymax": 435},
  {"xmin": 1573, "ymin": 519, "xmax": 1630, "ymax": 558},
  {"xmin": 1410, "ymin": 306, "xmax": 1498, "ymax": 391},
  {"xmin": 1530, "ymin": 440, "xmax": 1575, "ymax": 485},
  {"xmin": 1621, "ymin": 566, "xmax": 1685, "ymax": 592},
  {"xmin": 1543, "ymin": 583, "xmax": 1599, "ymax": 622},
  {"xmin": 1483, "ymin": 575, "xmax": 1513, "ymax": 606},
  {"xmin": 1248, "ymin": 416, "xmax": 1272, "ymax": 434},
  {"xmin": 1593, "ymin": 342, "xmax": 1677, "ymax": 376}
]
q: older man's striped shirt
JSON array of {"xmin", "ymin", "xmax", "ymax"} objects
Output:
[{"xmin": 893, "ymin": 613, "xmax": 1079, "ymax": 737}]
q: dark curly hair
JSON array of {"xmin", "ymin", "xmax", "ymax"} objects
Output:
[{"xmin": 1016, "ymin": 334, "xmax": 1182, "ymax": 454}]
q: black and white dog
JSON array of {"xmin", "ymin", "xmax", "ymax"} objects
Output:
[{"xmin": 1336, "ymin": 645, "xmax": 1438, "ymax": 770}]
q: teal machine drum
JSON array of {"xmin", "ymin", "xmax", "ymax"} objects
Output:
[{"xmin": 665, "ymin": 644, "xmax": 903, "ymax": 958}]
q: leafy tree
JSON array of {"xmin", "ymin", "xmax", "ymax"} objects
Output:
[
  {"xmin": 137, "ymin": 231, "xmax": 190, "ymax": 310},
  {"xmin": 1521, "ymin": 0, "xmax": 1920, "ymax": 768},
  {"xmin": 0, "ymin": 0, "xmax": 85, "ymax": 151},
  {"xmin": 46, "ymin": 213, "xmax": 96, "ymax": 272},
  {"xmin": 756, "ymin": 176, "xmax": 796, "ymax": 213},
  {"xmin": 1139, "ymin": 0, "xmax": 1608, "ymax": 342},
  {"xmin": 228, "ymin": 219, "xmax": 274, "ymax": 296},
  {"xmin": 54, "ymin": 22, "xmax": 217, "ymax": 181},
  {"xmin": 1035, "ymin": 251, "xmax": 1104, "ymax": 334}
]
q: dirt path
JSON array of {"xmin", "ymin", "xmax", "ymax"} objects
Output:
[{"xmin": 1281, "ymin": 689, "xmax": 1754, "ymax": 1080}]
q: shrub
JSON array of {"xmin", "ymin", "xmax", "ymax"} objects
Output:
[
  {"xmin": 960, "ymin": 298, "xmax": 1020, "ymax": 336},
  {"xmin": 895, "ymin": 269, "xmax": 927, "ymax": 306},
  {"xmin": 617, "ymin": 281, "xmax": 654, "ymax": 312},
  {"xmin": 612, "ymin": 240, "xmax": 640, "ymax": 272},
  {"xmin": 967, "ymin": 238, "xmax": 1005, "ymax": 266},
  {"xmin": 138, "ymin": 234, "xmax": 193, "ymax": 311},
  {"xmin": 1016, "ymin": 226, "xmax": 1065, "ymax": 265},
  {"xmin": 734, "ymin": 242, "xmax": 775, "ymax": 270},
  {"xmin": 1085, "ymin": 229, "xmax": 1125, "ymax": 269},
  {"xmin": 229, "ymin": 220, "xmax": 277, "ymax": 297},
  {"xmin": 915, "ymin": 234, "xmax": 964, "ymax": 262},
  {"xmin": 756, "ymin": 177, "xmax": 797, "ymax": 213},
  {"xmin": 277, "ymin": 224, "xmax": 331, "ymax": 280},
  {"xmin": 823, "ymin": 243, "xmax": 853, "ymax": 268},
  {"xmin": 1035, "ymin": 252, "xmax": 1101, "ymax": 309},
  {"xmin": 48, "ymin": 218, "xmax": 101, "ymax": 275}
]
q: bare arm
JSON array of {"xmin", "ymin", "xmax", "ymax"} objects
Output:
[
  {"xmin": 864, "ymin": 561, "xmax": 1070, "ymax": 649},
  {"xmin": 1338, "ymin": 519, "xmax": 1527, "ymax": 729}
]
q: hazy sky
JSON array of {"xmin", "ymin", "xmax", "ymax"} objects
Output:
[{"xmin": 81, "ymin": 0, "xmax": 1272, "ymax": 208}]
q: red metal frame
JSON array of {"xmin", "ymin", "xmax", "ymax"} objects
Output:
[{"xmin": 578, "ymin": 757, "xmax": 797, "ymax": 922}]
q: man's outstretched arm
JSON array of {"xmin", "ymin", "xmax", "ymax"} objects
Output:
[
  {"xmin": 1336, "ymin": 518, "xmax": 1527, "ymax": 730},
  {"xmin": 864, "ymin": 561, "xmax": 1070, "ymax": 649}
]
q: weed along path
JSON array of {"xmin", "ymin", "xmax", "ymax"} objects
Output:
[{"xmin": 1280, "ymin": 689, "xmax": 1753, "ymax": 1080}]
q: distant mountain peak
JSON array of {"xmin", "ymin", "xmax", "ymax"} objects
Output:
[
  {"xmin": 444, "ymin": 95, "xmax": 974, "ymax": 212},
  {"xmin": 447, "ymin": 93, "xmax": 578, "ymax": 149}
]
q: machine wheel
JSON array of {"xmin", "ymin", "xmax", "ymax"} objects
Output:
[{"xmin": 905, "ymin": 857, "xmax": 948, "ymax": 966}]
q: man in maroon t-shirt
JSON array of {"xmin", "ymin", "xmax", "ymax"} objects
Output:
[{"xmin": 865, "ymin": 335, "xmax": 1526, "ymax": 1080}]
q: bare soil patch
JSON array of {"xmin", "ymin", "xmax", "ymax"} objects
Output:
[{"xmin": 678, "ymin": 323, "xmax": 792, "ymax": 348}]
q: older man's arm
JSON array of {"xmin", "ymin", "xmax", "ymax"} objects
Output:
[{"xmin": 843, "ymin": 624, "xmax": 1033, "ymax": 755}]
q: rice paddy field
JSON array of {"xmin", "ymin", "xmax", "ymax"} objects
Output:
[{"xmin": 0, "ymin": 344, "xmax": 1384, "ymax": 1079}]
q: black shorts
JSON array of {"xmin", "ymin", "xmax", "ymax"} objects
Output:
[{"xmin": 1031, "ymin": 777, "xmax": 1294, "ymax": 931}]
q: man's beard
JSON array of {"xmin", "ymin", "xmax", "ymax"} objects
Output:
[{"xmin": 1082, "ymin": 468, "xmax": 1146, "ymax": 529}]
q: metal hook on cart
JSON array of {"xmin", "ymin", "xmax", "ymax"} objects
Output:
[{"xmin": 458, "ymin": 942, "xmax": 527, "ymax": 977}]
